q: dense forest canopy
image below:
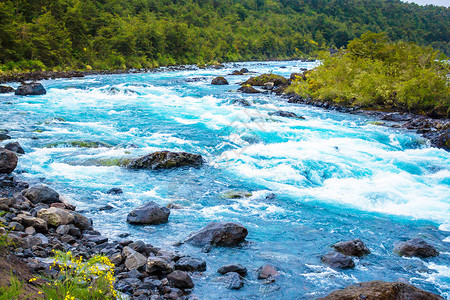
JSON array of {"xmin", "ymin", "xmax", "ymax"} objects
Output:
[{"xmin": 0, "ymin": 0, "xmax": 448, "ymax": 70}]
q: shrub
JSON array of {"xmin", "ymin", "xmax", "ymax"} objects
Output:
[
  {"xmin": 286, "ymin": 32, "xmax": 450, "ymax": 116},
  {"xmin": 40, "ymin": 250, "xmax": 118, "ymax": 300}
]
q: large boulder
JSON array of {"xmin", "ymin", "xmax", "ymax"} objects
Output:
[
  {"xmin": 0, "ymin": 148, "xmax": 18, "ymax": 174},
  {"xmin": 332, "ymin": 239, "xmax": 371, "ymax": 257},
  {"xmin": 319, "ymin": 281, "xmax": 444, "ymax": 300},
  {"xmin": 185, "ymin": 222, "xmax": 248, "ymax": 247},
  {"xmin": 126, "ymin": 201, "xmax": 170, "ymax": 225},
  {"xmin": 37, "ymin": 207, "xmax": 74, "ymax": 227},
  {"xmin": 0, "ymin": 85, "xmax": 15, "ymax": 93},
  {"xmin": 127, "ymin": 151, "xmax": 203, "ymax": 170},
  {"xmin": 0, "ymin": 134, "xmax": 11, "ymax": 141},
  {"xmin": 394, "ymin": 238, "xmax": 439, "ymax": 258},
  {"xmin": 22, "ymin": 185, "xmax": 61, "ymax": 204},
  {"xmin": 15, "ymin": 82, "xmax": 46, "ymax": 96},
  {"xmin": 321, "ymin": 252, "xmax": 355, "ymax": 269},
  {"xmin": 218, "ymin": 264, "xmax": 247, "ymax": 276},
  {"xmin": 166, "ymin": 271, "xmax": 194, "ymax": 289},
  {"xmin": 211, "ymin": 76, "xmax": 229, "ymax": 85},
  {"xmin": 257, "ymin": 264, "xmax": 279, "ymax": 279},
  {"xmin": 4, "ymin": 142, "xmax": 25, "ymax": 154}
]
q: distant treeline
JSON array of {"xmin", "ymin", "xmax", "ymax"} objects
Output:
[{"xmin": 0, "ymin": 0, "xmax": 448, "ymax": 71}]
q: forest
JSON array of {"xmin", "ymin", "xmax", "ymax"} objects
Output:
[{"xmin": 0, "ymin": 0, "xmax": 449, "ymax": 71}]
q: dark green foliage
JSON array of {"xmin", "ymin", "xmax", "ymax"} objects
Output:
[
  {"xmin": 286, "ymin": 32, "xmax": 450, "ymax": 116},
  {"xmin": 0, "ymin": 0, "xmax": 448, "ymax": 71}
]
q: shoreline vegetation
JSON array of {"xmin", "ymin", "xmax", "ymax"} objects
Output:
[{"xmin": 0, "ymin": 0, "xmax": 448, "ymax": 73}]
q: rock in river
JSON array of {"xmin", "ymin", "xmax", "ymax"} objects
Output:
[
  {"xmin": 211, "ymin": 76, "xmax": 229, "ymax": 85},
  {"xmin": 185, "ymin": 222, "xmax": 248, "ymax": 247},
  {"xmin": 332, "ymin": 239, "xmax": 371, "ymax": 257},
  {"xmin": 0, "ymin": 148, "xmax": 18, "ymax": 174},
  {"xmin": 127, "ymin": 201, "xmax": 170, "ymax": 225},
  {"xmin": 268, "ymin": 110, "xmax": 305, "ymax": 119},
  {"xmin": 394, "ymin": 238, "xmax": 439, "ymax": 258},
  {"xmin": 4, "ymin": 142, "xmax": 25, "ymax": 154},
  {"xmin": 218, "ymin": 264, "xmax": 248, "ymax": 276},
  {"xmin": 321, "ymin": 252, "xmax": 355, "ymax": 269},
  {"xmin": 127, "ymin": 151, "xmax": 203, "ymax": 170},
  {"xmin": 257, "ymin": 264, "xmax": 279, "ymax": 279},
  {"xmin": 0, "ymin": 85, "xmax": 15, "ymax": 93},
  {"xmin": 15, "ymin": 82, "xmax": 47, "ymax": 96},
  {"xmin": 238, "ymin": 85, "xmax": 261, "ymax": 94},
  {"xmin": 319, "ymin": 281, "xmax": 444, "ymax": 300}
]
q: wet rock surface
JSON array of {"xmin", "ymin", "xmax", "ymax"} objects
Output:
[
  {"xmin": 127, "ymin": 151, "xmax": 204, "ymax": 170},
  {"xmin": 394, "ymin": 238, "xmax": 439, "ymax": 258},
  {"xmin": 211, "ymin": 76, "xmax": 229, "ymax": 85},
  {"xmin": 0, "ymin": 148, "xmax": 18, "ymax": 174},
  {"xmin": 321, "ymin": 252, "xmax": 355, "ymax": 269},
  {"xmin": 332, "ymin": 239, "xmax": 371, "ymax": 257},
  {"xmin": 185, "ymin": 222, "xmax": 248, "ymax": 247},
  {"xmin": 15, "ymin": 82, "xmax": 47, "ymax": 96},
  {"xmin": 320, "ymin": 281, "xmax": 444, "ymax": 300},
  {"xmin": 127, "ymin": 201, "xmax": 170, "ymax": 225}
]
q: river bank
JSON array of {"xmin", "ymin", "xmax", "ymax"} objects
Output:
[{"xmin": 1, "ymin": 60, "xmax": 449, "ymax": 298}]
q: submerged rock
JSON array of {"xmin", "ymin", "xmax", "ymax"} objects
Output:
[
  {"xmin": 15, "ymin": 82, "xmax": 47, "ymax": 96},
  {"xmin": 22, "ymin": 185, "xmax": 61, "ymax": 204},
  {"xmin": 321, "ymin": 252, "xmax": 355, "ymax": 269},
  {"xmin": 268, "ymin": 110, "xmax": 305, "ymax": 119},
  {"xmin": 230, "ymin": 99, "xmax": 251, "ymax": 107},
  {"xmin": 394, "ymin": 238, "xmax": 439, "ymax": 258},
  {"xmin": 107, "ymin": 187, "xmax": 123, "ymax": 194},
  {"xmin": 0, "ymin": 148, "xmax": 18, "ymax": 174},
  {"xmin": 223, "ymin": 272, "xmax": 244, "ymax": 290},
  {"xmin": 211, "ymin": 76, "xmax": 229, "ymax": 85},
  {"xmin": 127, "ymin": 151, "xmax": 203, "ymax": 170},
  {"xmin": 0, "ymin": 85, "xmax": 15, "ymax": 93},
  {"xmin": 221, "ymin": 190, "xmax": 252, "ymax": 199},
  {"xmin": 4, "ymin": 142, "xmax": 25, "ymax": 154},
  {"xmin": 127, "ymin": 201, "xmax": 170, "ymax": 225},
  {"xmin": 45, "ymin": 140, "xmax": 112, "ymax": 148},
  {"xmin": 332, "ymin": 239, "xmax": 371, "ymax": 257},
  {"xmin": 257, "ymin": 264, "xmax": 279, "ymax": 279},
  {"xmin": 218, "ymin": 264, "xmax": 248, "ymax": 276},
  {"xmin": 319, "ymin": 281, "xmax": 444, "ymax": 300},
  {"xmin": 185, "ymin": 222, "xmax": 248, "ymax": 247}
]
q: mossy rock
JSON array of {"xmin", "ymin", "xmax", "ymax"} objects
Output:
[
  {"xmin": 242, "ymin": 74, "xmax": 288, "ymax": 87},
  {"xmin": 45, "ymin": 141, "xmax": 113, "ymax": 148},
  {"xmin": 367, "ymin": 121, "xmax": 386, "ymax": 126},
  {"xmin": 93, "ymin": 157, "xmax": 132, "ymax": 166},
  {"xmin": 221, "ymin": 190, "xmax": 252, "ymax": 199}
]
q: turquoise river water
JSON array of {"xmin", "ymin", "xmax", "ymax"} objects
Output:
[{"xmin": 1, "ymin": 61, "xmax": 449, "ymax": 299}]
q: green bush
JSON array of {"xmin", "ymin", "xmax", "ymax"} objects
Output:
[{"xmin": 287, "ymin": 32, "xmax": 450, "ymax": 116}]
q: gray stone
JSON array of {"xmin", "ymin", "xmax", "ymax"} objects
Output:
[
  {"xmin": 125, "ymin": 249, "xmax": 147, "ymax": 270},
  {"xmin": 174, "ymin": 257, "xmax": 206, "ymax": 272},
  {"xmin": 15, "ymin": 82, "xmax": 46, "ymax": 96},
  {"xmin": 224, "ymin": 272, "xmax": 244, "ymax": 290},
  {"xmin": 218, "ymin": 264, "xmax": 247, "ymax": 276},
  {"xmin": 22, "ymin": 185, "xmax": 61, "ymax": 204},
  {"xmin": 146, "ymin": 257, "xmax": 174, "ymax": 274},
  {"xmin": 4, "ymin": 142, "xmax": 25, "ymax": 154},
  {"xmin": 127, "ymin": 151, "xmax": 203, "ymax": 170},
  {"xmin": 127, "ymin": 201, "xmax": 170, "ymax": 225},
  {"xmin": 257, "ymin": 264, "xmax": 279, "ymax": 279},
  {"xmin": 211, "ymin": 76, "xmax": 229, "ymax": 85},
  {"xmin": 185, "ymin": 222, "xmax": 248, "ymax": 247},
  {"xmin": 37, "ymin": 207, "xmax": 74, "ymax": 227},
  {"xmin": 166, "ymin": 271, "xmax": 194, "ymax": 289}
]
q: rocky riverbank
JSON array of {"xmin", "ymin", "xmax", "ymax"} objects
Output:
[{"xmin": 0, "ymin": 69, "xmax": 448, "ymax": 299}]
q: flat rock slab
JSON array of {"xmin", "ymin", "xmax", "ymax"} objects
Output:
[
  {"xmin": 185, "ymin": 222, "xmax": 248, "ymax": 247},
  {"xmin": 127, "ymin": 151, "xmax": 203, "ymax": 170},
  {"xmin": 319, "ymin": 280, "xmax": 444, "ymax": 299}
]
